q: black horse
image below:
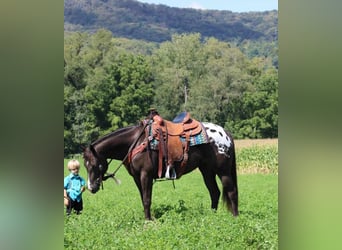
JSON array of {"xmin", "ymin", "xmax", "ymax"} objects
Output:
[{"xmin": 83, "ymin": 117, "xmax": 238, "ymax": 220}]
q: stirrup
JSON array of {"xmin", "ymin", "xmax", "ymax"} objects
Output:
[{"xmin": 165, "ymin": 165, "xmax": 177, "ymax": 179}]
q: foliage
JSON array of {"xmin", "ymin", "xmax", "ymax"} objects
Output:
[
  {"xmin": 150, "ymin": 34, "xmax": 277, "ymax": 134},
  {"xmin": 226, "ymin": 66, "xmax": 278, "ymax": 138},
  {"xmin": 238, "ymin": 39, "xmax": 278, "ymax": 68},
  {"xmin": 105, "ymin": 53, "xmax": 154, "ymax": 129},
  {"xmin": 150, "ymin": 33, "xmax": 205, "ymax": 118},
  {"xmin": 64, "ymin": 0, "xmax": 278, "ymax": 67},
  {"xmin": 64, "ymin": 155, "xmax": 278, "ymax": 249},
  {"xmin": 64, "ymin": 30, "xmax": 278, "ymax": 156},
  {"xmin": 64, "ymin": 30, "xmax": 154, "ymax": 155}
]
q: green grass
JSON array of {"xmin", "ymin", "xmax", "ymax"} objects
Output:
[{"xmin": 64, "ymin": 157, "xmax": 278, "ymax": 249}]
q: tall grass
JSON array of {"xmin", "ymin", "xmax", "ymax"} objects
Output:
[
  {"xmin": 64, "ymin": 153, "xmax": 278, "ymax": 249},
  {"xmin": 236, "ymin": 145, "xmax": 278, "ymax": 174}
]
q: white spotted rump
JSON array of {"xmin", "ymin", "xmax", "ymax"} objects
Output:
[{"xmin": 202, "ymin": 122, "xmax": 231, "ymax": 155}]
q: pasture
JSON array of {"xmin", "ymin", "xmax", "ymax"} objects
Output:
[{"xmin": 64, "ymin": 139, "xmax": 278, "ymax": 249}]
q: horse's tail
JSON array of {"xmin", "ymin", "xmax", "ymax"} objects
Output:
[{"xmin": 222, "ymin": 137, "xmax": 239, "ymax": 216}]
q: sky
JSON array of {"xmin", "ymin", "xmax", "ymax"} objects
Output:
[{"xmin": 137, "ymin": 0, "xmax": 278, "ymax": 12}]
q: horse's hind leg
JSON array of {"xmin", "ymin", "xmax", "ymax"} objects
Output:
[
  {"xmin": 199, "ymin": 168, "xmax": 220, "ymax": 210},
  {"xmin": 219, "ymin": 174, "xmax": 239, "ymax": 216}
]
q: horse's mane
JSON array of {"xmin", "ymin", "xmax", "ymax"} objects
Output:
[{"xmin": 91, "ymin": 123, "xmax": 141, "ymax": 146}]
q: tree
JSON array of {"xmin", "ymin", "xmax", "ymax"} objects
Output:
[
  {"xmin": 64, "ymin": 32, "xmax": 88, "ymax": 89},
  {"xmin": 64, "ymin": 30, "xmax": 155, "ymax": 155},
  {"xmin": 106, "ymin": 54, "xmax": 154, "ymax": 130},
  {"xmin": 225, "ymin": 67, "xmax": 278, "ymax": 138},
  {"xmin": 151, "ymin": 33, "xmax": 206, "ymax": 119},
  {"xmin": 189, "ymin": 37, "xmax": 253, "ymax": 124}
]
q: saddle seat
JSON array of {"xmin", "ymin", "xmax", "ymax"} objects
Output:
[
  {"xmin": 164, "ymin": 112, "xmax": 202, "ymax": 136},
  {"xmin": 172, "ymin": 111, "xmax": 190, "ymax": 123}
]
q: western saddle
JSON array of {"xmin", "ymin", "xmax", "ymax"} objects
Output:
[{"xmin": 150, "ymin": 111, "xmax": 203, "ymax": 179}]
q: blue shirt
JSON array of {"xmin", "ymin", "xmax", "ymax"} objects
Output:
[{"xmin": 64, "ymin": 173, "xmax": 86, "ymax": 202}]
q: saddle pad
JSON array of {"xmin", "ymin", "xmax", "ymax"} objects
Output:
[{"xmin": 180, "ymin": 123, "xmax": 209, "ymax": 146}]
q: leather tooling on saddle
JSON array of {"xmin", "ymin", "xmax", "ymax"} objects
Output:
[{"xmin": 149, "ymin": 111, "xmax": 209, "ymax": 178}]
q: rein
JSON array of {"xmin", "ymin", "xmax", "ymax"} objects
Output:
[
  {"xmin": 102, "ymin": 121, "xmax": 149, "ymax": 185},
  {"xmin": 154, "ymin": 178, "xmax": 176, "ymax": 189}
]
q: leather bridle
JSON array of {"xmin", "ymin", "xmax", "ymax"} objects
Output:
[{"xmin": 94, "ymin": 121, "xmax": 150, "ymax": 188}]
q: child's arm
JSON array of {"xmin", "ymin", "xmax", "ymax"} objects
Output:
[
  {"xmin": 64, "ymin": 188, "xmax": 68, "ymax": 199},
  {"xmin": 81, "ymin": 178, "xmax": 86, "ymax": 192}
]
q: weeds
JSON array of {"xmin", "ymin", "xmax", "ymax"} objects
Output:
[
  {"xmin": 237, "ymin": 145, "xmax": 278, "ymax": 174},
  {"xmin": 64, "ymin": 173, "xmax": 278, "ymax": 249}
]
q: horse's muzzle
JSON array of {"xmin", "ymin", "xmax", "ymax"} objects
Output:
[
  {"xmin": 88, "ymin": 185, "xmax": 100, "ymax": 193},
  {"xmin": 87, "ymin": 179, "xmax": 100, "ymax": 193}
]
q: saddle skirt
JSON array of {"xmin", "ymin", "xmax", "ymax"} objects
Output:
[{"xmin": 149, "ymin": 112, "xmax": 210, "ymax": 178}]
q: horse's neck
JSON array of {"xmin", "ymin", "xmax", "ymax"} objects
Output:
[{"xmin": 95, "ymin": 126, "xmax": 140, "ymax": 160}]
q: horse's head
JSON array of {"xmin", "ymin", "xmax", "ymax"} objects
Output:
[{"xmin": 83, "ymin": 145, "xmax": 108, "ymax": 193}]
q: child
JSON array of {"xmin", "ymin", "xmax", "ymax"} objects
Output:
[{"xmin": 64, "ymin": 159, "xmax": 86, "ymax": 215}]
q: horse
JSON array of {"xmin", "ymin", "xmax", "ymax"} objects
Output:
[{"xmin": 83, "ymin": 116, "xmax": 239, "ymax": 220}]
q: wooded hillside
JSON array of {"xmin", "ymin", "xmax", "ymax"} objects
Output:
[
  {"xmin": 64, "ymin": 0, "xmax": 278, "ymax": 67},
  {"xmin": 64, "ymin": 0, "xmax": 277, "ymax": 43}
]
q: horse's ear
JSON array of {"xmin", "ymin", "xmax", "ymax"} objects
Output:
[{"xmin": 80, "ymin": 145, "xmax": 86, "ymax": 151}]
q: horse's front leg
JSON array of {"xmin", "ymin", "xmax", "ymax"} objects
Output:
[{"xmin": 140, "ymin": 170, "xmax": 154, "ymax": 220}]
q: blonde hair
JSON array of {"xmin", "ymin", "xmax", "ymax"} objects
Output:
[{"xmin": 67, "ymin": 159, "xmax": 80, "ymax": 170}]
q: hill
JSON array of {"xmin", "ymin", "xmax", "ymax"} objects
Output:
[{"xmin": 64, "ymin": 0, "xmax": 277, "ymax": 43}]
